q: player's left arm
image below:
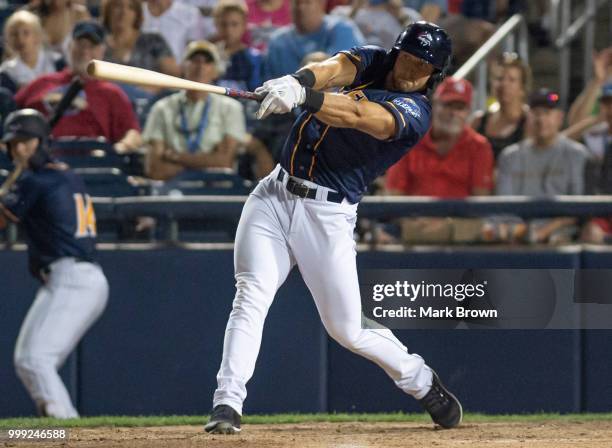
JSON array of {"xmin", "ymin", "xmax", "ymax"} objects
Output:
[{"xmin": 313, "ymin": 93, "xmax": 396, "ymax": 140}]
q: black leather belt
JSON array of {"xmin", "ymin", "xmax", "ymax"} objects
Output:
[
  {"xmin": 277, "ymin": 169, "xmax": 344, "ymax": 203},
  {"xmin": 39, "ymin": 257, "xmax": 94, "ymax": 281},
  {"xmin": 43, "ymin": 257, "xmax": 94, "ymax": 271}
]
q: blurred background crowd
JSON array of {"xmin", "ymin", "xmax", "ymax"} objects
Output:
[{"xmin": 0, "ymin": 0, "xmax": 610, "ymax": 245}]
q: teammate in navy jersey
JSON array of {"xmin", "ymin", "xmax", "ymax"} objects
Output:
[
  {"xmin": 206, "ymin": 22, "xmax": 462, "ymax": 434},
  {"xmin": 0, "ymin": 109, "xmax": 108, "ymax": 419}
]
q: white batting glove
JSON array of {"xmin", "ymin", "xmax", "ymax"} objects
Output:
[
  {"xmin": 255, "ymin": 75, "xmax": 306, "ymax": 119},
  {"xmin": 260, "ymin": 75, "xmax": 302, "ymax": 92}
]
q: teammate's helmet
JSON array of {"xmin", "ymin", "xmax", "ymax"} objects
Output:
[
  {"xmin": 2, "ymin": 108, "xmax": 50, "ymax": 144},
  {"xmin": 2, "ymin": 109, "xmax": 51, "ymax": 169},
  {"xmin": 393, "ymin": 21, "xmax": 452, "ymax": 73}
]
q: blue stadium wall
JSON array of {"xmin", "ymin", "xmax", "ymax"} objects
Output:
[{"xmin": 1, "ymin": 248, "xmax": 611, "ymax": 417}]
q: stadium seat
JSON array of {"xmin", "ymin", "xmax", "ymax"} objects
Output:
[
  {"xmin": 74, "ymin": 167, "xmax": 143, "ymax": 197},
  {"xmin": 50, "ymin": 138, "xmax": 124, "ymax": 169},
  {"xmin": 74, "ymin": 168, "xmax": 149, "ymax": 242},
  {"xmin": 50, "ymin": 138, "xmax": 114, "ymax": 154},
  {"xmin": 152, "ymin": 168, "xmax": 253, "ymax": 196}
]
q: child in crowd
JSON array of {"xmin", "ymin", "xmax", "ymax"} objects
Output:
[
  {"xmin": 214, "ymin": 0, "xmax": 263, "ymax": 130},
  {"xmin": 214, "ymin": 0, "xmax": 263, "ymax": 92}
]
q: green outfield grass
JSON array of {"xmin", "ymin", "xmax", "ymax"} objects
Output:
[{"xmin": 1, "ymin": 413, "xmax": 612, "ymax": 429}]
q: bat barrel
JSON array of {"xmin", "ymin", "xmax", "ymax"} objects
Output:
[{"xmin": 87, "ymin": 59, "xmax": 264, "ymax": 102}]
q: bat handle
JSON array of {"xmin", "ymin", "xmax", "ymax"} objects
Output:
[{"xmin": 225, "ymin": 88, "xmax": 265, "ymax": 102}]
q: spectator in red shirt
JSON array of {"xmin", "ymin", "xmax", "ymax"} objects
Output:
[
  {"xmin": 386, "ymin": 77, "xmax": 494, "ymax": 197},
  {"xmin": 15, "ymin": 21, "xmax": 142, "ymax": 153}
]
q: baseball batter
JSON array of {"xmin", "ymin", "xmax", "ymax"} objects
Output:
[
  {"xmin": 205, "ymin": 22, "xmax": 462, "ymax": 434},
  {"xmin": 0, "ymin": 109, "xmax": 108, "ymax": 419}
]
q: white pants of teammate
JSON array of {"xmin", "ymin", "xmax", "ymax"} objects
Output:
[
  {"xmin": 213, "ymin": 165, "xmax": 433, "ymax": 415},
  {"xmin": 14, "ymin": 258, "xmax": 108, "ymax": 418}
]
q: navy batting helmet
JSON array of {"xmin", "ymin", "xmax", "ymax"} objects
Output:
[
  {"xmin": 393, "ymin": 21, "xmax": 452, "ymax": 72},
  {"xmin": 2, "ymin": 108, "xmax": 50, "ymax": 144},
  {"xmin": 2, "ymin": 109, "xmax": 51, "ymax": 168}
]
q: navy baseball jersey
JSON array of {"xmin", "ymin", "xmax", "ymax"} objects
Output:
[
  {"xmin": 1, "ymin": 166, "xmax": 97, "ymax": 274},
  {"xmin": 279, "ymin": 45, "xmax": 432, "ymax": 204}
]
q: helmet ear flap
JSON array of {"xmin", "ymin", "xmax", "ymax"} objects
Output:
[{"xmin": 425, "ymin": 54, "xmax": 452, "ymax": 97}]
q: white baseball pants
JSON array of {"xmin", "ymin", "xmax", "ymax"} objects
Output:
[
  {"xmin": 14, "ymin": 258, "xmax": 108, "ymax": 418},
  {"xmin": 213, "ymin": 165, "xmax": 433, "ymax": 415}
]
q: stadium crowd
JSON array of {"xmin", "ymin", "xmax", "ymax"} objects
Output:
[{"xmin": 0, "ymin": 0, "xmax": 610, "ymax": 245}]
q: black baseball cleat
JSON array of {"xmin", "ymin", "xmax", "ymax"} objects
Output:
[
  {"xmin": 419, "ymin": 371, "xmax": 463, "ymax": 429},
  {"xmin": 204, "ymin": 404, "xmax": 241, "ymax": 434}
]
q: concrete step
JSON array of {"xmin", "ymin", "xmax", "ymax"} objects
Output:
[{"xmin": 527, "ymin": 3, "xmax": 610, "ymax": 102}]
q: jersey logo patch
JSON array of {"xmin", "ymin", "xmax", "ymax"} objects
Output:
[
  {"xmin": 347, "ymin": 90, "xmax": 367, "ymax": 102},
  {"xmin": 391, "ymin": 97, "xmax": 421, "ymax": 119},
  {"xmin": 417, "ymin": 32, "xmax": 433, "ymax": 47},
  {"xmin": 74, "ymin": 193, "xmax": 97, "ymax": 238}
]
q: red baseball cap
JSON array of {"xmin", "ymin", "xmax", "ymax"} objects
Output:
[{"xmin": 434, "ymin": 78, "xmax": 473, "ymax": 105}]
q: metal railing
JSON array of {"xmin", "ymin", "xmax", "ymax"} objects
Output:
[
  {"xmin": 4, "ymin": 195, "xmax": 612, "ymax": 243},
  {"xmin": 453, "ymin": 13, "xmax": 528, "ymax": 112},
  {"xmin": 553, "ymin": 0, "xmax": 609, "ymax": 111},
  {"xmin": 455, "ymin": 0, "xmax": 610, "ymax": 113}
]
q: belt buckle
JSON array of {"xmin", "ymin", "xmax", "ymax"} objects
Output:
[{"xmin": 288, "ymin": 180, "xmax": 310, "ymax": 198}]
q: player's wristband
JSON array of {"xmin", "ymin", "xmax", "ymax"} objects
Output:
[
  {"xmin": 291, "ymin": 69, "xmax": 316, "ymax": 88},
  {"xmin": 303, "ymin": 88, "xmax": 324, "ymax": 113}
]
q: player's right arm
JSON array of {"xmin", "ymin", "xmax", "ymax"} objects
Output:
[
  {"xmin": 256, "ymin": 46, "xmax": 405, "ymax": 138},
  {"xmin": 299, "ymin": 53, "xmax": 358, "ymax": 91},
  {"xmin": 295, "ymin": 45, "xmax": 386, "ymax": 91}
]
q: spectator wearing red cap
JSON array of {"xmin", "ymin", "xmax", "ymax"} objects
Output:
[
  {"xmin": 496, "ymin": 88, "xmax": 588, "ymax": 244},
  {"xmin": 382, "ymin": 78, "xmax": 494, "ymax": 244},
  {"xmin": 386, "ymin": 77, "xmax": 494, "ymax": 197},
  {"xmin": 497, "ymin": 88, "xmax": 587, "ymax": 197}
]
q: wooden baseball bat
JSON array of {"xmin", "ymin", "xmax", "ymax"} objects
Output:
[{"xmin": 86, "ymin": 59, "xmax": 264, "ymax": 102}]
